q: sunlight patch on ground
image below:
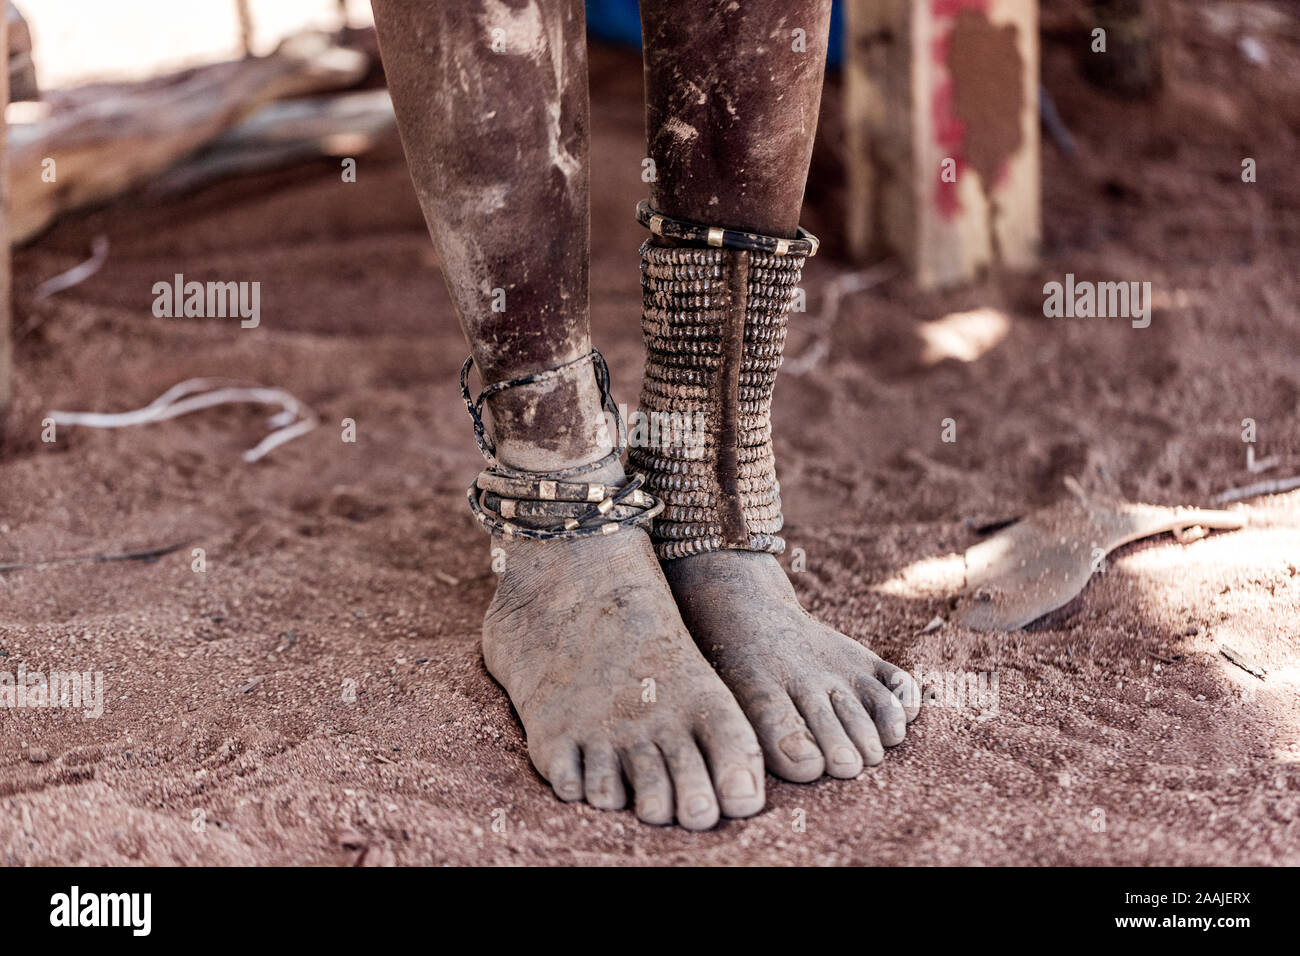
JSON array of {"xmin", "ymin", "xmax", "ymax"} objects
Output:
[
  {"xmin": 1114, "ymin": 524, "xmax": 1292, "ymax": 577},
  {"xmin": 918, "ymin": 307, "xmax": 1011, "ymax": 366},
  {"xmin": 872, "ymin": 551, "xmax": 966, "ymax": 599}
]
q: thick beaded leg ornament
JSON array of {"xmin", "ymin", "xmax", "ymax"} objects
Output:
[{"xmin": 629, "ymin": 204, "xmax": 815, "ymax": 560}]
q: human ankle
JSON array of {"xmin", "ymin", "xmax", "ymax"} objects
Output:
[{"xmin": 485, "ymin": 355, "xmax": 618, "ymax": 475}]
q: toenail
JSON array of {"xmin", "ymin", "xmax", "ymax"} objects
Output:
[
  {"xmin": 687, "ymin": 794, "xmax": 713, "ymax": 817},
  {"xmin": 779, "ymin": 732, "xmax": 821, "ymax": 762},
  {"xmin": 639, "ymin": 797, "xmax": 664, "ymax": 819},
  {"xmin": 720, "ymin": 769, "xmax": 757, "ymax": 799},
  {"xmin": 831, "ymin": 746, "xmax": 858, "ymax": 766}
]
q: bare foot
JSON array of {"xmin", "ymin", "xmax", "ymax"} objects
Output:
[
  {"xmin": 663, "ymin": 551, "xmax": 921, "ymax": 782},
  {"xmin": 482, "ymin": 465, "xmax": 765, "ymax": 829}
]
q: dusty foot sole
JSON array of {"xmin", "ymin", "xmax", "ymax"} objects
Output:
[
  {"xmin": 482, "ymin": 521, "xmax": 766, "ymax": 829},
  {"xmin": 664, "ymin": 550, "xmax": 921, "ymax": 782}
]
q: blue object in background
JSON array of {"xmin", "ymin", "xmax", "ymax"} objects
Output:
[{"xmin": 585, "ymin": 0, "xmax": 844, "ymax": 69}]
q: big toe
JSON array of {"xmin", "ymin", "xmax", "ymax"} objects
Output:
[
  {"xmin": 695, "ymin": 709, "xmax": 765, "ymax": 819},
  {"xmin": 743, "ymin": 685, "xmax": 826, "ymax": 783}
]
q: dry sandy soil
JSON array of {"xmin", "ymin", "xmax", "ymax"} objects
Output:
[{"xmin": 2, "ymin": 2, "xmax": 1298, "ymax": 865}]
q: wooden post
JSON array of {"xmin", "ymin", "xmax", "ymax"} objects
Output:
[
  {"xmin": 0, "ymin": 7, "xmax": 11, "ymax": 422},
  {"xmin": 236, "ymin": 0, "xmax": 255, "ymax": 57},
  {"xmin": 845, "ymin": 0, "xmax": 1041, "ymax": 290}
]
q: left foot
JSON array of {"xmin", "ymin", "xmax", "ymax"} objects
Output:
[{"xmin": 664, "ymin": 551, "xmax": 921, "ymax": 782}]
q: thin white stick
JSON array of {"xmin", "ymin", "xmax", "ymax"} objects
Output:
[
  {"xmin": 33, "ymin": 235, "xmax": 110, "ymax": 302},
  {"xmin": 48, "ymin": 378, "xmax": 318, "ymax": 462},
  {"xmin": 1211, "ymin": 475, "xmax": 1300, "ymax": 504},
  {"xmin": 784, "ymin": 263, "xmax": 898, "ymax": 377}
]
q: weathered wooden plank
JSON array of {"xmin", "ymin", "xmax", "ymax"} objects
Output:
[
  {"xmin": 8, "ymin": 32, "xmax": 367, "ymax": 245},
  {"xmin": 152, "ymin": 88, "xmax": 395, "ymax": 195}
]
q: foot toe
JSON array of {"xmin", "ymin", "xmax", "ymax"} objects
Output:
[
  {"xmin": 830, "ymin": 686, "xmax": 885, "ymax": 766},
  {"xmin": 694, "ymin": 710, "xmax": 765, "ymax": 819},
  {"xmin": 794, "ymin": 688, "xmax": 864, "ymax": 778},
  {"xmin": 857, "ymin": 674, "xmax": 910, "ymax": 746},
  {"xmin": 581, "ymin": 740, "xmax": 627, "ymax": 810},
  {"xmin": 620, "ymin": 741, "xmax": 673, "ymax": 825},
  {"xmin": 746, "ymin": 686, "xmax": 825, "ymax": 782},
  {"xmin": 875, "ymin": 656, "xmax": 922, "ymax": 722},
  {"xmin": 540, "ymin": 740, "xmax": 584, "ymax": 802},
  {"xmin": 659, "ymin": 738, "xmax": 721, "ymax": 831}
]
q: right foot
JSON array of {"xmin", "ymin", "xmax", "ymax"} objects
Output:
[{"xmin": 482, "ymin": 465, "xmax": 766, "ymax": 829}]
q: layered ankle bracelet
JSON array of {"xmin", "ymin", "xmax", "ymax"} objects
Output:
[
  {"xmin": 629, "ymin": 202, "xmax": 817, "ymax": 560},
  {"xmin": 461, "ymin": 350, "xmax": 662, "ymax": 540}
]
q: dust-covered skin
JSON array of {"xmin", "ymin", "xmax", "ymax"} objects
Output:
[
  {"xmin": 484, "ymin": 464, "xmax": 764, "ymax": 829},
  {"xmin": 639, "ymin": 0, "xmax": 921, "ymax": 779},
  {"xmin": 666, "ymin": 553, "xmax": 920, "ymax": 780},
  {"xmin": 640, "ymin": 0, "xmax": 833, "ymax": 237},
  {"xmin": 371, "ymin": 0, "xmax": 606, "ymax": 470},
  {"xmin": 371, "ymin": 0, "xmax": 764, "ymax": 826}
]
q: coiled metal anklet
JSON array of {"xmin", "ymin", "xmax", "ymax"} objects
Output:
[{"xmin": 461, "ymin": 349, "xmax": 663, "ymax": 540}]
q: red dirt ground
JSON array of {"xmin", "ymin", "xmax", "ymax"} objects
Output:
[{"xmin": 2, "ymin": 3, "xmax": 1298, "ymax": 864}]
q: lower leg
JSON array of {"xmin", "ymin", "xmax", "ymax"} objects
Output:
[
  {"xmin": 371, "ymin": 0, "xmax": 762, "ymax": 828},
  {"xmin": 637, "ymin": 0, "xmax": 920, "ymax": 782},
  {"xmin": 372, "ymin": 0, "xmax": 600, "ymax": 472},
  {"xmin": 641, "ymin": 0, "xmax": 829, "ymax": 238}
]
